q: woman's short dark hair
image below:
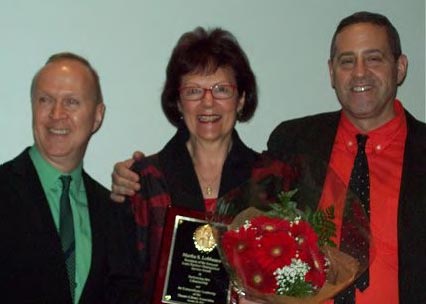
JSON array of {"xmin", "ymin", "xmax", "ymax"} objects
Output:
[{"xmin": 162, "ymin": 27, "xmax": 258, "ymax": 127}]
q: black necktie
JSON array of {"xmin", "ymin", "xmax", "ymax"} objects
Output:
[
  {"xmin": 59, "ymin": 175, "xmax": 76, "ymax": 300},
  {"xmin": 335, "ymin": 134, "xmax": 370, "ymax": 304}
]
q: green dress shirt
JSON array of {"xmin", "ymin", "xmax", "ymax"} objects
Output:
[{"xmin": 29, "ymin": 146, "xmax": 92, "ymax": 304}]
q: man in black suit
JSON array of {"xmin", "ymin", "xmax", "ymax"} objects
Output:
[
  {"xmin": 0, "ymin": 53, "xmax": 141, "ymax": 303},
  {"xmin": 267, "ymin": 11, "xmax": 425, "ymax": 304}
]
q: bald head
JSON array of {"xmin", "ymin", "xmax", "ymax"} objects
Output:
[{"xmin": 31, "ymin": 52, "xmax": 103, "ymax": 104}]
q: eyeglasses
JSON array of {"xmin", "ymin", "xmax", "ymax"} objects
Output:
[{"xmin": 179, "ymin": 84, "xmax": 237, "ymax": 101}]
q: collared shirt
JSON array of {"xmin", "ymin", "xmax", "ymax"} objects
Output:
[
  {"xmin": 29, "ymin": 146, "xmax": 92, "ymax": 304},
  {"xmin": 319, "ymin": 100, "xmax": 407, "ymax": 304}
]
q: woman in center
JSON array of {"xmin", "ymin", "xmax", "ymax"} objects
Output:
[{"xmin": 123, "ymin": 27, "xmax": 259, "ymax": 303}]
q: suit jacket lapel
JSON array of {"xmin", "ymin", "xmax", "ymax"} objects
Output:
[
  {"xmin": 80, "ymin": 171, "xmax": 108, "ymax": 302},
  {"xmin": 267, "ymin": 111, "xmax": 340, "ymax": 207},
  {"xmin": 298, "ymin": 112, "xmax": 340, "ymax": 209},
  {"xmin": 11, "ymin": 149, "xmax": 71, "ymax": 301},
  {"xmin": 159, "ymin": 127, "xmax": 205, "ymax": 211},
  {"xmin": 12, "ymin": 149, "xmax": 66, "ymax": 255}
]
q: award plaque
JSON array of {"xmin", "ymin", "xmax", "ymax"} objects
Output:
[{"xmin": 153, "ymin": 206, "xmax": 230, "ymax": 303}]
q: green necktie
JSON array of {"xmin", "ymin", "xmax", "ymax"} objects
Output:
[{"xmin": 59, "ymin": 175, "xmax": 76, "ymax": 300}]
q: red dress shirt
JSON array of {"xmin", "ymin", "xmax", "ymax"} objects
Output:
[{"xmin": 319, "ymin": 100, "xmax": 407, "ymax": 304}]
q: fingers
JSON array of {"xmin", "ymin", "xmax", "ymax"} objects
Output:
[
  {"xmin": 111, "ymin": 174, "xmax": 139, "ymax": 193},
  {"xmin": 110, "ymin": 192, "xmax": 126, "ymax": 203},
  {"xmin": 133, "ymin": 150, "xmax": 145, "ymax": 161},
  {"xmin": 115, "ymin": 158, "xmax": 140, "ymax": 182},
  {"xmin": 110, "ymin": 158, "xmax": 142, "ymax": 203}
]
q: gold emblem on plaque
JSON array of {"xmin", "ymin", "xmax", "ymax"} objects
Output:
[{"xmin": 193, "ymin": 224, "xmax": 216, "ymax": 253}]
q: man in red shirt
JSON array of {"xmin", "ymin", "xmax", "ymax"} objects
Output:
[
  {"xmin": 111, "ymin": 11, "xmax": 425, "ymax": 304},
  {"xmin": 267, "ymin": 11, "xmax": 426, "ymax": 304}
]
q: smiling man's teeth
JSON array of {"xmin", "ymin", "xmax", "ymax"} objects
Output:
[
  {"xmin": 198, "ymin": 115, "xmax": 220, "ymax": 122},
  {"xmin": 49, "ymin": 128, "xmax": 69, "ymax": 135},
  {"xmin": 352, "ymin": 86, "xmax": 371, "ymax": 92}
]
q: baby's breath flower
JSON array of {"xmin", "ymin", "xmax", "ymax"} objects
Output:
[{"xmin": 274, "ymin": 258, "xmax": 310, "ymax": 295}]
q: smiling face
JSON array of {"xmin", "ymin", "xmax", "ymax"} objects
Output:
[
  {"xmin": 32, "ymin": 59, "xmax": 105, "ymax": 172},
  {"xmin": 178, "ymin": 67, "xmax": 245, "ymax": 144},
  {"xmin": 328, "ymin": 22, "xmax": 407, "ymax": 131}
]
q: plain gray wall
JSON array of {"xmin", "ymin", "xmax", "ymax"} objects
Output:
[{"xmin": 1, "ymin": 0, "xmax": 424, "ymax": 187}]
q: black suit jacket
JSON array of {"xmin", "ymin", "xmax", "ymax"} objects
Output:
[
  {"xmin": 267, "ymin": 110, "xmax": 426, "ymax": 303},
  {"xmin": 0, "ymin": 148, "xmax": 142, "ymax": 304}
]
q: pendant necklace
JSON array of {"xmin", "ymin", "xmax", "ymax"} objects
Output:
[
  {"xmin": 189, "ymin": 142, "xmax": 231, "ymax": 197},
  {"xmin": 197, "ymin": 171, "xmax": 221, "ymax": 197},
  {"xmin": 206, "ymin": 185, "xmax": 213, "ymax": 196}
]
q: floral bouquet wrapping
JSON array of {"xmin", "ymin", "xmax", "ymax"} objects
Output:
[{"xmin": 212, "ymin": 155, "xmax": 370, "ymax": 303}]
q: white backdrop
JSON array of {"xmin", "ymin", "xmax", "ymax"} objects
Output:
[{"xmin": 0, "ymin": 0, "xmax": 424, "ymax": 187}]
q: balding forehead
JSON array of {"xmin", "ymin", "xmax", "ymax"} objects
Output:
[
  {"xmin": 31, "ymin": 56, "xmax": 103, "ymax": 104},
  {"xmin": 43, "ymin": 59, "xmax": 94, "ymax": 79},
  {"xmin": 33, "ymin": 59, "xmax": 97, "ymax": 100}
]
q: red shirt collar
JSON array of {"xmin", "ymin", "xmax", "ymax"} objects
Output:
[{"xmin": 338, "ymin": 100, "xmax": 406, "ymax": 155}]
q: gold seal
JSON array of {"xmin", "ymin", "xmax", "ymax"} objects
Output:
[{"xmin": 193, "ymin": 224, "xmax": 216, "ymax": 253}]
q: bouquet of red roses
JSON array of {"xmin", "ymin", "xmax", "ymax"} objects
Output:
[{"xmin": 213, "ymin": 156, "xmax": 366, "ymax": 303}]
